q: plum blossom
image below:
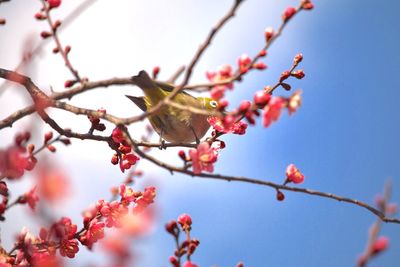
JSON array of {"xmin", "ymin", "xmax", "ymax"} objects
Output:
[{"xmin": 189, "ymin": 142, "xmax": 218, "ymax": 174}]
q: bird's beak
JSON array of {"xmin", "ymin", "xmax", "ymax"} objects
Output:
[{"xmin": 220, "ymin": 110, "xmax": 229, "ymax": 116}]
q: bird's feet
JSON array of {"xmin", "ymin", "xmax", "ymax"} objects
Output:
[
  {"xmin": 190, "ymin": 126, "xmax": 200, "ymax": 145},
  {"xmin": 159, "ymin": 139, "xmax": 167, "ymax": 150}
]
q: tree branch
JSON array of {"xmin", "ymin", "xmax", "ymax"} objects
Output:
[
  {"xmin": 123, "ymin": 131, "xmax": 400, "ymax": 224},
  {"xmin": 1, "ymin": 67, "xmax": 399, "ymax": 225}
]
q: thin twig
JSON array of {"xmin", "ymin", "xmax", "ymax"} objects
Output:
[
  {"xmin": 359, "ymin": 181, "xmax": 393, "ymax": 266},
  {"xmin": 185, "ymin": 4, "xmax": 305, "ymax": 91},
  {"xmin": 0, "ymin": 0, "xmax": 97, "ymax": 93},
  {"xmin": 40, "ymin": 0, "xmax": 81, "ymax": 81},
  {"xmin": 167, "ymin": 66, "xmax": 185, "ymax": 84}
]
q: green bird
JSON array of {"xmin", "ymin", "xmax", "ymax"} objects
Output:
[{"xmin": 126, "ymin": 70, "xmax": 218, "ymax": 143}]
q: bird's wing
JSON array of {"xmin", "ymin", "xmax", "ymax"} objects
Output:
[
  {"xmin": 156, "ymin": 80, "xmax": 198, "ymax": 101},
  {"xmin": 155, "ymin": 80, "xmax": 175, "ymax": 92},
  {"xmin": 125, "ymin": 95, "xmax": 147, "ymax": 111}
]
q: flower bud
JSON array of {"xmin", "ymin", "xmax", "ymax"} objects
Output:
[
  {"xmin": 282, "ymin": 7, "xmax": 296, "ymax": 22},
  {"xmin": 111, "ymin": 154, "xmax": 119, "ymax": 165},
  {"xmin": 291, "ymin": 70, "xmax": 305, "ymax": 79},
  {"xmin": 34, "ymin": 13, "xmax": 45, "ymax": 20},
  {"xmin": 301, "ymin": 0, "xmax": 314, "ymax": 10},
  {"xmin": 165, "ymin": 220, "xmax": 178, "ymax": 234},
  {"xmin": 253, "ymin": 62, "xmax": 267, "ymax": 70},
  {"xmin": 27, "ymin": 144, "xmax": 35, "ymax": 154},
  {"xmin": 178, "ymin": 214, "xmax": 192, "ymax": 231},
  {"xmin": 294, "ymin": 53, "xmax": 303, "ymax": 64},
  {"xmin": 254, "ymin": 91, "xmax": 271, "ymax": 106},
  {"xmin": 276, "ymin": 190, "xmax": 285, "ymax": 201},
  {"xmin": 47, "ymin": 145, "xmax": 56, "ymax": 152},
  {"xmin": 152, "ymin": 66, "xmax": 160, "ymax": 78},
  {"xmin": 238, "ymin": 54, "xmax": 251, "ymax": 68},
  {"xmin": 44, "ymin": 131, "xmax": 53, "ymax": 143},
  {"xmin": 279, "ymin": 71, "xmax": 290, "ymax": 82},
  {"xmin": 64, "ymin": 45, "xmax": 71, "ymax": 54},
  {"xmin": 40, "ymin": 31, "xmax": 52, "ymax": 39},
  {"xmin": 264, "ymin": 27, "xmax": 274, "ymax": 42},
  {"xmin": 239, "ymin": 100, "xmax": 251, "ymax": 113},
  {"xmin": 48, "ymin": 0, "xmax": 62, "ymax": 8},
  {"xmin": 178, "ymin": 150, "xmax": 186, "ymax": 161},
  {"xmin": 52, "ymin": 20, "xmax": 61, "ymax": 31},
  {"xmin": 64, "ymin": 80, "xmax": 76, "ymax": 88},
  {"xmin": 258, "ymin": 50, "xmax": 267, "ymax": 57}
]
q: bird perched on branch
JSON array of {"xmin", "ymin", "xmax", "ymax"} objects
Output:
[{"xmin": 126, "ymin": 70, "xmax": 218, "ymax": 144}]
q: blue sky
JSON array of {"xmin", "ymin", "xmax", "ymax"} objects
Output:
[{"xmin": 1, "ymin": 0, "xmax": 400, "ymax": 266}]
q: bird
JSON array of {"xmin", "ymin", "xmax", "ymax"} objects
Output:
[{"xmin": 126, "ymin": 70, "xmax": 218, "ymax": 144}]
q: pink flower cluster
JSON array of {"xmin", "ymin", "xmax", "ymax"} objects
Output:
[
  {"xmin": 166, "ymin": 213, "xmax": 200, "ymax": 267},
  {"xmin": 17, "ymin": 187, "xmax": 40, "ymax": 210},
  {"xmin": 263, "ymin": 90, "xmax": 302, "ymax": 128},
  {"xmin": 0, "ymin": 132, "xmax": 36, "ymax": 179},
  {"xmin": 207, "ymin": 116, "xmax": 247, "ymax": 135},
  {"xmin": 206, "ymin": 64, "xmax": 235, "ymax": 100},
  {"xmin": 87, "ymin": 108, "xmax": 107, "ymax": 132},
  {"xmin": 2, "ymin": 185, "xmax": 156, "ymax": 265},
  {"xmin": 238, "ymin": 53, "xmax": 267, "ymax": 75},
  {"xmin": 111, "ymin": 127, "xmax": 140, "ymax": 172}
]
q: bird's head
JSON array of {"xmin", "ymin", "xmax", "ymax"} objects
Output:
[{"xmin": 198, "ymin": 97, "xmax": 219, "ymax": 110}]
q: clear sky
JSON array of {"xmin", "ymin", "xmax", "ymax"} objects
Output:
[{"xmin": 1, "ymin": 0, "xmax": 399, "ymax": 266}]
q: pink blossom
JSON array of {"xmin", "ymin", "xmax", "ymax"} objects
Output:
[
  {"xmin": 19, "ymin": 187, "xmax": 39, "ymax": 210},
  {"xmin": 79, "ymin": 220, "xmax": 105, "ymax": 249},
  {"xmin": 59, "ymin": 239, "xmax": 79, "ymax": 258},
  {"xmin": 119, "ymin": 153, "xmax": 140, "ymax": 173},
  {"xmin": 287, "ymin": 90, "xmax": 302, "ymax": 115},
  {"xmin": 104, "ymin": 201, "xmax": 128, "ymax": 228},
  {"xmin": 286, "ymin": 164, "xmax": 305, "ymax": 184},
  {"xmin": 178, "ymin": 213, "xmax": 192, "ymax": 231},
  {"xmin": 0, "ymin": 146, "xmax": 32, "ymax": 179},
  {"xmin": 208, "ymin": 117, "xmax": 247, "ymax": 135},
  {"xmin": 53, "ymin": 217, "xmax": 77, "ymax": 240},
  {"xmin": 119, "ymin": 184, "xmax": 138, "ymax": 204},
  {"xmin": 134, "ymin": 186, "xmax": 156, "ymax": 212},
  {"xmin": 183, "ymin": 261, "xmax": 198, "ymax": 267},
  {"xmin": 262, "ymin": 97, "xmax": 285, "ymax": 127},
  {"xmin": 189, "ymin": 142, "xmax": 218, "ymax": 174},
  {"xmin": 372, "ymin": 236, "xmax": 389, "ymax": 254},
  {"xmin": 237, "ymin": 54, "xmax": 251, "ymax": 69},
  {"xmin": 111, "ymin": 127, "xmax": 125, "ymax": 143},
  {"xmin": 206, "ymin": 64, "xmax": 234, "ymax": 100}
]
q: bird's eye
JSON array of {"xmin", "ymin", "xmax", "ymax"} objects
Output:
[{"xmin": 209, "ymin": 100, "xmax": 218, "ymax": 108}]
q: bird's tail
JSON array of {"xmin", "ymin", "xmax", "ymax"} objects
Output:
[
  {"xmin": 131, "ymin": 70, "xmax": 166, "ymax": 104},
  {"xmin": 131, "ymin": 70, "xmax": 158, "ymax": 91}
]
